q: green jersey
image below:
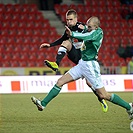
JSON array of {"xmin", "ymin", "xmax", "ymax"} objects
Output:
[{"xmin": 71, "ymin": 27, "xmax": 103, "ymax": 61}]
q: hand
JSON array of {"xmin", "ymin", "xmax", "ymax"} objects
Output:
[
  {"xmin": 40, "ymin": 43, "xmax": 50, "ymax": 49},
  {"xmin": 78, "ymin": 24, "xmax": 85, "ymax": 30},
  {"xmin": 65, "ymin": 26, "xmax": 72, "ymax": 36}
]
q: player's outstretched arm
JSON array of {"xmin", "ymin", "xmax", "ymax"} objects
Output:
[
  {"xmin": 65, "ymin": 26, "xmax": 72, "ymax": 36},
  {"xmin": 40, "ymin": 43, "xmax": 50, "ymax": 49}
]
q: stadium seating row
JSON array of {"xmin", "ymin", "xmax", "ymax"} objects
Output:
[
  {"xmin": 0, "ymin": 3, "xmax": 38, "ymax": 13},
  {"xmin": 1, "ymin": 1, "xmax": 133, "ymax": 67},
  {"xmin": 1, "ymin": 3, "xmax": 61, "ymax": 67}
]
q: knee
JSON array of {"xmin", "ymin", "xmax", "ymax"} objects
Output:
[
  {"xmin": 61, "ymin": 41, "xmax": 72, "ymax": 51},
  {"xmin": 56, "ymin": 78, "xmax": 64, "ymax": 87}
]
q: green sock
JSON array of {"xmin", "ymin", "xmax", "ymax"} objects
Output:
[
  {"xmin": 110, "ymin": 94, "xmax": 131, "ymax": 110},
  {"xmin": 41, "ymin": 84, "xmax": 61, "ymax": 107}
]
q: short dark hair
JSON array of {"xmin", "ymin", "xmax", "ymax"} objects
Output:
[{"xmin": 66, "ymin": 9, "xmax": 77, "ymax": 17}]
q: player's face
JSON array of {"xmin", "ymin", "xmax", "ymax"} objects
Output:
[
  {"xmin": 66, "ymin": 14, "xmax": 77, "ymax": 27},
  {"xmin": 86, "ymin": 21, "xmax": 97, "ymax": 32}
]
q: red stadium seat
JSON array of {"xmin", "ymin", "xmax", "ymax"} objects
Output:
[
  {"xmin": 33, "ymin": 29, "xmax": 41, "ymax": 36},
  {"xmin": 36, "ymin": 61, "xmax": 43, "ymax": 67},
  {"xmin": 19, "ymin": 61, "xmax": 27, "ymax": 67},
  {"xmin": 13, "ymin": 4, "xmax": 22, "ymax": 12},
  {"xmin": 121, "ymin": 30, "xmax": 128, "ymax": 37},
  {"xmin": 32, "ymin": 36, "xmax": 41, "ymax": 44},
  {"xmin": 25, "ymin": 29, "xmax": 33, "ymax": 36},
  {"xmin": 129, "ymin": 4, "xmax": 133, "ymax": 12},
  {"xmin": 104, "ymin": 29, "xmax": 112, "ymax": 37},
  {"xmin": 5, "ymin": 4, "xmax": 14, "ymax": 13},
  {"xmin": 0, "ymin": 4, "xmax": 6, "ymax": 13},
  {"xmin": 34, "ymin": 22, "xmax": 43, "ymax": 29},
  {"xmin": 29, "ymin": 45, "xmax": 39, "ymax": 52},
  {"xmin": 7, "ymin": 37, "xmax": 16, "ymax": 44},
  {"xmin": 22, "ymin": 44, "xmax": 30, "ymax": 52},
  {"xmin": 27, "ymin": 22, "xmax": 35, "ymax": 29},
  {"xmin": 77, "ymin": 4, "xmax": 84, "ymax": 14},
  {"xmin": 12, "ymin": 52, "xmax": 20, "ymax": 61},
  {"xmin": 106, "ymin": 0, "xmax": 113, "ymax": 7},
  {"xmin": 9, "ymin": 30, "xmax": 18, "ymax": 37},
  {"xmin": 17, "ymin": 29, "xmax": 25, "ymax": 36},
  {"xmin": 4, "ymin": 43, "xmax": 14, "ymax": 52},
  {"xmin": 111, "ymin": 60, "xmax": 119, "ymax": 66},
  {"xmin": 23, "ymin": 37, "xmax": 31, "ymax": 44},
  {"xmin": 19, "ymin": 13, "xmax": 29, "ymax": 21},
  {"xmin": 1, "ymin": 29, "xmax": 9, "ymax": 36},
  {"xmin": 0, "ymin": 37, "xmax": 7, "ymax": 44},
  {"xmin": 2, "ymin": 21, "xmax": 11, "ymax": 29},
  {"xmin": 22, "ymin": 4, "xmax": 30, "ymax": 13},
  {"xmin": 84, "ymin": 0, "xmax": 91, "ymax": 6},
  {"xmin": 18, "ymin": 22, "xmax": 27, "ymax": 29},
  {"xmin": 11, "ymin": 60, "xmax": 20, "ymax": 67},
  {"xmin": 12, "ymin": 13, "xmax": 20, "ymax": 21},
  {"xmin": 112, "ymin": 22, "xmax": 121, "ymax": 29},
  {"xmin": 121, "ymin": 37, "xmax": 129, "ymax": 45},
  {"xmin": 107, "ymin": 7, "xmax": 116, "ymax": 14},
  {"xmin": 61, "ymin": 4, "xmax": 69, "ymax": 13},
  {"xmin": 99, "ymin": 0, "xmax": 106, "ymax": 6},
  {"xmin": 20, "ymin": 52, "xmax": 29, "ymax": 60},
  {"xmin": 2, "ymin": 52, "xmax": 12, "ymax": 60},
  {"xmin": 113, "ymin": 0, "xmax": 121, "ymax": 7},
  {"xmin": 15, "ymin": 37, "xmax": 23, "ymax": 44},
  {"xmin": 29, "ymin": 53, "xmax": 37, "ymax": 60},
  {"xmin": 14, "ymin": 45, "xmax": 22, "ymax": 52},
  {"xmin": 128, "ymin": 19, "xmax": 133, "ymax": 29},
  {"xmin": 68, "ymin": 4, "xmax": 77, "ymax": 10},
  {"xmin": 10, "ymin": 21, "xmax": 19, "ymax": 29},
  {"xmin": 54, "ymin": 4, "xmax": 61, "ymax": 14},
  {"xmin": 118, "ymin": 58, "xmax": 127, "ymax": 66},
  {"xmin": 113, "ymin": 37, "xmax": 121, "ymax": 45},
  {"xmin": 92, "ymin": 0, "xmax": 99, "ymax": 6},
  {"xmin": 27, "ymin": 61, "xmax": 36, "ymax": 67},
  {"xmin": 28, "ymin": 14, "xmax": 36, "ymax": 21},
  {"xmin": 2, "ymin": 60, "xmax": 11, "ymax": 67},
  {"xmin": 30, "ymin": 4, "xmax": 38, "ymax": 12}
]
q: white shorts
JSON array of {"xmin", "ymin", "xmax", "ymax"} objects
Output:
[{"xmin": 68, "ymin": 59, "xmax": 104, "ymax": 89}]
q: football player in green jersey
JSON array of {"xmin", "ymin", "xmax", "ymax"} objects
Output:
[
  {"xmin": 31, "ymin": 16, "xmax": 133, "ymax": 120},
  {"xmin": 40, "ymin": 9, "xmax": 108, "ymax": 112}
]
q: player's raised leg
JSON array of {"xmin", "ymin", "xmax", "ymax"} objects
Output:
[
  {"xmin": 44, "ymin": 46, "xmax": 67, "ymax": 71},
  {"xmin": 44, "ymin": 40, "xmax": 72, "ymax": 71}
]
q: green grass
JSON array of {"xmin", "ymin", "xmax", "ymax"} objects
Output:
[{"xmin": 0, "ymin": 92, "xmax": 133, "ymax": 133}]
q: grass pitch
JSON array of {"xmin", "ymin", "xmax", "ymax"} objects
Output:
[{"xmin": 0, "ymin": 92, "xmax": 133, "ymax": 133}]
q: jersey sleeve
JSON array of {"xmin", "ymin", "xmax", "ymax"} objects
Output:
[
  {"xmin": 71, "ymin": 28, "xmax": 103, "ymax": 41},
  {"xmin": 50, "ymin": 31, "xmax": 69, "ymax": 47}
]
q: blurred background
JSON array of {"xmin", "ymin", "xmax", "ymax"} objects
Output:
[{"xmin": 0, "ymin": 0, "xmax": 133, "ymax": 75}]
